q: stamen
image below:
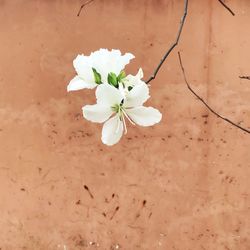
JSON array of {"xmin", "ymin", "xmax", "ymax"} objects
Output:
[
  {"xmin": 121, "ymin": 107, "xmax": 135, "ymax": 125},
  {"xmin": 121, "ymin": 113, "xmax": 127, "ymax": 134}
]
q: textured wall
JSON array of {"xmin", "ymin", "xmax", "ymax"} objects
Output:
[{"xmin": 0, "ymin": 0, "xmax": 250, "ymax": 249}]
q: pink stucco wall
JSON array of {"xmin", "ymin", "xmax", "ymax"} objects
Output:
[{"xmin": 0, "ymin": 0, "xmax": 249, "ymax": 249}]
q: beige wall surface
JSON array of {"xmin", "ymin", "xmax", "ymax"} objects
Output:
[{"xmin": 0, "ymin": 0, "xmax": 250, "ymax": 249}]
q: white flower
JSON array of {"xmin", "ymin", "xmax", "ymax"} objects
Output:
[
  {"xmin": 67, "ymin": 49, "xmax": 134, "ymax": 92},
  {"xmin": 82, "ymin": 83, "xmax": 162, "ymax": 146}
]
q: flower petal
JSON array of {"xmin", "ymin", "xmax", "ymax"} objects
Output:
[
  {"xmin": 67, "ymin": 76, "xmax": 97, "ymax": 91},
  {"xmin": 115, "ymin": 51, "xmax": 134, "ymax": 73},
  {"xmin": 102, "ymin": 114, "xmax": 124, "ymax": 146},
  {"xmin": 126, "ymin": 106, "xmax": 162, "ymax": 126},
  {"xmin": 82, "ymin": 104, "xmax": 113, "ymax": 123},
  {"xmin": 73, "ymin": 55, "xmax": 96, "ymax": 84},
  {"xmin": 124, "ymin": 83, "xmax": 150, "ymax": 107},
  {"xmin": 96, "ymin": 84, "xmax": 123, "ymax": 106},
  {"xmin": 123, "ymin": 68, "xmax": 144, "ymax": 88},
  {"xmin": 136, "ymin": 68, "xmax": 144, "ymax": 79},
  {"xmin": 91, "ymin": 49, "xmax": 135, "ymax": 83}
]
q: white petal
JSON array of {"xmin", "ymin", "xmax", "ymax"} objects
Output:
[
  {"xmin": 73, "ymin": 55, "xmax": 96, "ymax": 84},
  {"xmin": 82, "ymin": 104, "xmax": 113, "ymax": 123},
  {"xmin": 96, "ymin": 84, "xmax": 123, "ymax": 106},
  {"xmin": 67, "ymin": 76, "xmax": 97, "ymax": 91},
  {"xmin": 136, "ymin": 68, "xmax": 144, "ymax": 79},
  {"xmin": 116, "ymin": 51, "xmax": 135, "ymax": 73},
  {"xmin": 118, "ymin": 82, "xmax": 128, "ymax": 99},
  {"xmin": 91, "ymin": 49, "xmax": 134, "ymax": 83},
  {"xmin": 126, "ymin": 106, "xmax": 162, "ymax": 126},
  {"xmin": 101, "ymin": 115, "xmax": 124, "ymax": 146},
  {"xmin": 124, "ymin": 83, "xmax": 150, "ymax": 107},
  {"xmin": 123, "ymin": 68, "xmax": 144, "ymax": 88}
]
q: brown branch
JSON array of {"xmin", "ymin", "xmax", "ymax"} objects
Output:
[
  {"xmin": 146, "ymin": 0, "xmax": 188, "ymax": 84},
  {"xmin": 178, "ymin": 52, "xmax": 250, "ymax": 134},
  {"xmin": 239, "ymin": 76, "xmax": 250, "ymax": 80},
  {"xmin": 217, "ymin": 0, "xmax": 235, "ymax": 16},
  {"xmin": 77, "ymin": 0, "xmax": 94, "ymax": 17}
]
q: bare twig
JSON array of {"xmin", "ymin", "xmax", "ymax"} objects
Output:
[
  {"xmin": 77, "ymin": 0, "xmax": 94, "ymax": 17},
  {"xmin": 178, "ymin": 52, "xmax": 250, "ymax": 134},
  {"xmin": 217, "ymin": 0, "xmax": 235, "ymax": 16},
  {"xmin": 146, "ymin": 0, "xmax": 188, "ymax": 84},
  {"xmin": 239, "ymin": 76, "xmax": 250, "ymax": 80}
]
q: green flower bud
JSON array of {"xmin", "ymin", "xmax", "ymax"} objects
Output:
[
  {"xmin": 117, "ymin": 71, "xmax": 126, "ymax": 82},
  {"xmin": 92, "ymin": 68, "xmax": 102, "ymax": 84},
  {"xmin": 108, "ymin": 72, "xmax": 118, "ymax": 87}
]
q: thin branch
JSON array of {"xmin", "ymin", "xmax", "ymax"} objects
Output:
[
  {"xmin": 239, "ymin": 76, "xmax": 250, "ymax": 80},
  {"xmin": 146, "ymin": 0, "xmax": 188, "ymax": 84},
  {"xmin": 178, "ymin": 52, "xmax": 250, "ymax": 134},
  {"xmin": 217, "ymin": 0, "xmax": 235, "ymax": 16},
  {"xmin": 77, "ymin": 0, "xmax": 94, "ymax": 17}
]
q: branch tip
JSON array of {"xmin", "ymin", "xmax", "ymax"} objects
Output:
[
  {"xmin": 146, "ymin": 0, "xmax": 188, "ymax": 84},
  {"xmin": 77, "ymin": 0, "xmax": 94, "ymax": 17},
  {"xmin": 178, "ymin": 52, "xmax": 249, "ymax": 134}
]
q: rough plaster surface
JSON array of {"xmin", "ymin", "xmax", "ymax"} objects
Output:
[{"xmin": 0, "ymin": 0, "xmax": 250, "ymax": 249}]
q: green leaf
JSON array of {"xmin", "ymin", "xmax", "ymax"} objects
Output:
[
  {"xmin": 117, "ymin": 71, "xmax": 126, "ymax": 82},
  {"xmin": 92, "ymin": 68, "xmax": 102, "ymax": 84},
  {"xmin": 107, "ymin": 72, "xmax": 118, "ymax": 87}
]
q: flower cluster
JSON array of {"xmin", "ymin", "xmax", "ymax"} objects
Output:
[{"xmin": 67, "ymin": 48, "xmax": 162, "ymax": 146}]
